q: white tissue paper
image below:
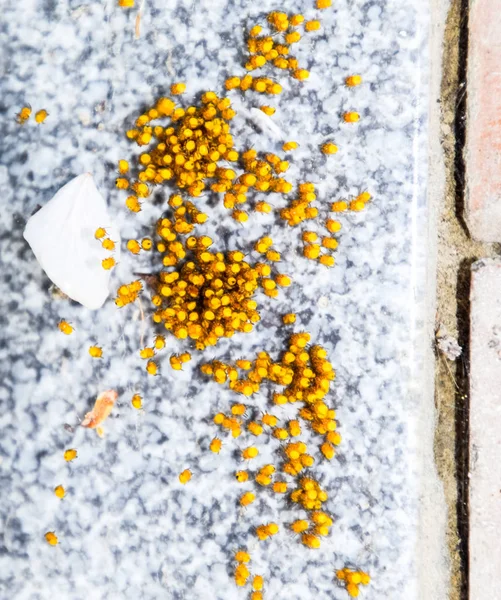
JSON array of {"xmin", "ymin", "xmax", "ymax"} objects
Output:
[{"xmin": 24, "ymin": 173, "xmax": 120, "ymax": 310}]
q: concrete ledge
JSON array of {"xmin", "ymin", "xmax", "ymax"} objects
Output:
[
  {"xmin": 465, "ymin": 0, "xmax": 501, "ymax": 242},
  {"xmin": 469, "ymin": 258, "xmax": 501, "ymax": 599}
]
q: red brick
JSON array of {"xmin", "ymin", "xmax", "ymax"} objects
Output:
[{"xmin": 465, "ymin": 0, "xmax": 501, "ymax": 241}]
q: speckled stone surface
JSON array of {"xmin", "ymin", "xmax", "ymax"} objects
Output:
[{"xmin": 0, "ymin": 1, "xmax": 433, "ymax": 599}]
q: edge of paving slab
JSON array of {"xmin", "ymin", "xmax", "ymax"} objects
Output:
[{"xmin": 416, "ymin": 0, "xmax": 451, "ymax": 598}]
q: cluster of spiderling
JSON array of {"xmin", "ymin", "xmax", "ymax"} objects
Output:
[
  {"xmin": 278, "ymin": 181, "xmax": 319, "ymax": 227},
  {"xmin": 108, "ymin": 2, "xmax": 371, "ymax": 594},
  {"xmin": 16, "ymin": 105, "xmax": 48, "ymax": 124},
  {"xmin": 225, "ymin": 11, "xmax": 321, "ymax": 93},
  {"xmin": 203, "ymin": 334, "xmax": 337, "ymax": 443},
  {"xmin": 115, "ymin": 279, "xmax": 143, "ymax": 308},
  {"xmin": 212, "ymin": 402, "xmax": 250, "ymax": 439},
  {"xmin": 95, "ymin": 227, "xmax": 118, "ymax": 271},
  {"xmin": 136, "ymin": 335, "xmax": 170, "ymax": 376},
  {"xmin": 220, "ymin": 147, "xmax": 293, "ymax": 217},
  {"xmin": 289, "ymin": 480, "xmax": 332, "ymax": 548},
  {"xmin": 225, "ymin": 7, "xmax": 359, "ymax": 126},
  {"xmin": 277, "ymin": 183, "xmax": 372, "ymax": 267},
  {"xmin": 331, "ymin": 191, "xmax": 371, "ymax": 214},
  {"xmin": 202, "ymin": 333, "xmax": 341, "ymax": 556},
  {"xmin": 125, "ymin": 236, "xmax": 153, "ymax": 255},
  {"xmin": 116, "ymin": 23, "xmax": 368, "ymax": 230},
  {"xmin": 116, "ymin": 75, "xmax": 368, "ymax": 287},
  {"xmin": 116, "ymin": 200, "xmax": 293, "ymax": 364},
  {"xmin": 234, "ymin": 551, "xmax": 265, "ymax": 599},
  {"xmin": 224, "ymin": 9, "xmax": 372, "ymax": 269},
  {"xmin": 118, "ymin": 88, "xmax": 303, "ymax": 224},
  {"xmin": 337, "ymin": 568, "xmax": 371, "ymax": 598},
  {"xmin": 169, "ymin": 352, "xmax": 192, "ymax": 370},
  {"xmin": 117, "ymin": 87, "xmax": 245, "ymax": 207}
]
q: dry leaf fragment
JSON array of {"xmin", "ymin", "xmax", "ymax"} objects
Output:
[{"xmin": 81, "ymin": 390, "xmax": 118, "ymax": 429}]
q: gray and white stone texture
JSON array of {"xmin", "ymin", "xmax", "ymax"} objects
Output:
[{"xmin": 0, "ymin": 1, "xmax": 440, "ymax": 598}]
